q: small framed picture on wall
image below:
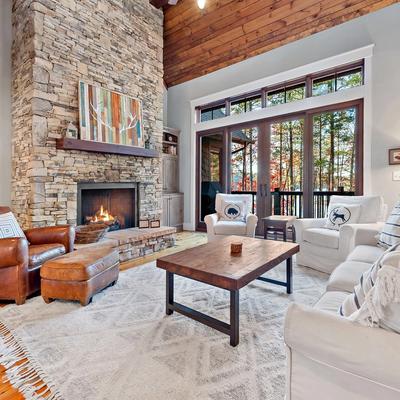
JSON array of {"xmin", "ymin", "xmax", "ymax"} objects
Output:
[{"xmin": 389, "ymin": 148, "xmax": 400, "ymax": 165}]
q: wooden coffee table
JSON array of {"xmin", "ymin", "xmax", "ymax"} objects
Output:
[{"xmin": 156, "ymin": 236, "xmax": 299, "ymax": 347}]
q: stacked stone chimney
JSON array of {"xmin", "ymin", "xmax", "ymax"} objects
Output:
[{"xmin": 11, "ymin": 0, "xmax": 164, "ymax": 228}]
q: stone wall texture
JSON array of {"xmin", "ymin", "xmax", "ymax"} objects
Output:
[{"xmin": 11, "ymin": 0, "xmax": 164, "ymax": 228}]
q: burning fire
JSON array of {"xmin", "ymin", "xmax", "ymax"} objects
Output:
[{"xmin": 91, "ymin": 205, "xmax": 115, "ymax": 223}]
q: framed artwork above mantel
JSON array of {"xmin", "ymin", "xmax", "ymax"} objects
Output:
[{"xmin": 78, "ymin": 81, "xmax": 144, "ymax": 148}]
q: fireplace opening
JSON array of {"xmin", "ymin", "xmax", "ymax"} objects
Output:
[{"xmin": 77, "ymin": 183, "xmax": 138, "ymax": 231}]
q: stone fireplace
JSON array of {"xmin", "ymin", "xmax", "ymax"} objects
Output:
[
  {"xmin": 11, "ymin": 0, "xmax": 164, "ymax": 229},
  {"xmin": 77, "ymin": 182, "xmax": 138, "ymax": 231}
]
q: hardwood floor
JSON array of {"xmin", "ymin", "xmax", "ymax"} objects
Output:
[{"xmin": 0, "ymin": 231, "xmax": 207, "ymax": 400}]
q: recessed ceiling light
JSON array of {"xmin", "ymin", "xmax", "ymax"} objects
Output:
[{"xmin": 197, "ymin": 0, "xmax": 206, "ymax": 10}]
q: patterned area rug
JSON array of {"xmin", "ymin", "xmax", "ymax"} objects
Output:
[{"xmin": 0, "ymin": 261, "xmax": 327, "ymax": 400}]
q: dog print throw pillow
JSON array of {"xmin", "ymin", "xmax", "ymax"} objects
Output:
[{"xmin": 324, "ymin": 203, "xmax": 361, "ymax": 230}]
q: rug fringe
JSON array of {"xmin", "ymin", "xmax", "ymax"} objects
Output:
[{"xmin": 0, "ymin": 320, "xmax": 63, "ymax": 400}]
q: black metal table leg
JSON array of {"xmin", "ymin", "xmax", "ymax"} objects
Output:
[
  {"xmin": 166, "ymin": 271, "xmax": 174, "ymax": 315},
  {"xmin": 230, "ymin": 290, "xmax": 239, "ymax": 347},
  {"xmin": 286, "ymin": 257, "xmax": 293, "ymax": 294}
]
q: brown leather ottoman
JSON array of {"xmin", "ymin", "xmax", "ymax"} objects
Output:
[{"xmin": 41, "ymin": 247, "xmax": 119, "ymax": 306}]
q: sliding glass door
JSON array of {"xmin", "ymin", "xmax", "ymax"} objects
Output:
[{"xmin": 196, "ymin": 100, "xmax": 363, "ymax": 230}]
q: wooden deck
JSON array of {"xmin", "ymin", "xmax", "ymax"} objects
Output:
[{"xmin": 0, "ymin": 231, "xmax": 207, "ymax": 400}]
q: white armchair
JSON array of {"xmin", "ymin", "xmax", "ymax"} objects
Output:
[
  {"xmin": 204, "ymin": 193, "xmax": 258, "ymax": 241},
  {"xmin": 294, "ymin": 196, "xmax": 386, "ymax": 273}
]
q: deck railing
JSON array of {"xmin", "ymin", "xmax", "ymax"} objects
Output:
[{"xmin": 232, "ymin": 188, "xmax": 355, "ymax": 218}]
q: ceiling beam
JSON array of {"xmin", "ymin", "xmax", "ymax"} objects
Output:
[{"xmin": 149, "ymin": 0, "xmax": 178, "ymax": 9}]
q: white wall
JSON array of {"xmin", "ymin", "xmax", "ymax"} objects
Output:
[
  {"xmin": 0, "ymin": 0, "xmax": 12, "ymax": 206},
  {"xmin": 168, "ymin": 4, "xmax": 400, "ymax": 229}
]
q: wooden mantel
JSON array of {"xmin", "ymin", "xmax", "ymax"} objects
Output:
[{"xmin": 56, "ymin": 138, "xmax": 159, "ymax": 158}]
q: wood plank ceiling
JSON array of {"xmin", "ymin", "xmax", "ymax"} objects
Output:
[{"xmin": 162, "ymin": 0, "xmax": 399, "ymax": 87}]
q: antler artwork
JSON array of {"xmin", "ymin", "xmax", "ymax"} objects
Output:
[{"xmin": 89, "ymin": 102, "xmax": 138, "ymax": 134}]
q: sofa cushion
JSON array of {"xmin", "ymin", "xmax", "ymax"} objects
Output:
[
  {"xmin": 0, "ymin": 212, "xmax": 26, "ymax": 239},
  {"xmin": 41, "ymin": 247, "xmax": 119, "ymax": 282},
  {"xmin": 340, "ymin": 245, "xmax": 400, "ymax": 318},
  {"xmin": 28, "ymin": 244, "xmax": 66, "ymax": 269},
  {"xmin": 314, "ymin": 291, "xmax": 348, "ymax": 313},
  {"xmin": 347, "ymin": 245, "xmax": 384, "ymax": 264},
  {"xmin": 214, "ymin": 221, "xmax": 247, "ymax": 236},
  {"xmin": 340, "ymin": 250, "xmax": 400, "ymax": 333},
  {"xmin": 327, "ymin": 261, "xmax": 372, "ymax": 293},
  {"xmin": 303, "ymin": 228, "xmax": 339, "ymax": 249},
  {"xmin": 378, "ymin": 201, "xmax": 400, "ymax": 248}
]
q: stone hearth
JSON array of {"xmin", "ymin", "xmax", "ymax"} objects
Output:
[
  {"xmin": 11, "ymin": 0, "xmax": 163, "ymax": 229},
  {"xmin": 75, "ymin": 227, "xmax": 176, "ymax": 262}
]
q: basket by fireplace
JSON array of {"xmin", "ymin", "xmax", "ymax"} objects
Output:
[{"xmin": 75, "ymin": 223, "xmax": 109, "ymax": 244}]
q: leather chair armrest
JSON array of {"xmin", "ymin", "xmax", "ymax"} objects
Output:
[
  {"xmin": 0, "ymin": 237, "xmax": 29, "ymax": 268},
  {"xmin": 25, "ymin": 225, "xmax": 75, "ymax": 253}
]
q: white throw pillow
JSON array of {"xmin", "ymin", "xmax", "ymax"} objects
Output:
[
  {"xmin": 324, "ymin": 203, "xmax": 361, "ymax": 230},
  {"xmin": 218, "ymin": 200, "xmax": 246, "ymax": 222},
  {"xmin": 0, "ymin": 212, "xmax": 26, "ymax": 239},
  {"xmin": 340, "ymin": 245, "xmax": 400, "ymax": 333},
  {"xmin": 378, "ymin": 201, "xmax": 400, "ymax": 248}
]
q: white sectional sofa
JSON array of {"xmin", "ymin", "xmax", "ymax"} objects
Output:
[{"xmin": 284, "ymin": 224, "xmax": 400, "ymax": 400}]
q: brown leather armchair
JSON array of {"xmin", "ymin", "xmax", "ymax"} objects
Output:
[{"xmin": 0, "ymin": 207, "xmax": 75, "ymax": 305}]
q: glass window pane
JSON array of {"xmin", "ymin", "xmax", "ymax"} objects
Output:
[
  {"xmin": 267, "ymin": 89, "xmax": 285, "ymax": 106},
  {"xmin": 248, "ymin": 97, "xmax": 262, "ymax": 111},
  {"xmin": 286, "ymin": 85, "xmax": 305, "ymax": 103},
  {"xmin": 200, "ymin": 134, "xmax": 224, "ymax": 222},
  {"xmin": 231, "ymin": 128, "xmax": 258, "ymax": 192},
  {"xmin": 270, "ymin": 120, "xmax": 304, "ymax": 191},
  {"xmin": 270, "ymin": 119, "xmax": 304, "ymax": 217},
  {"xmin": 212, "ymin": 106, "xmax": 226, "ymax": 120},
  {"xmin": 231, "ymin": 96, "xmax": 262, "ymax": 114},
  {"xmin": 312, "ymin": 108, "xmax": 357, "ymax": 192},
  {"xmin": 336, "ymin": 69, "xmax": 363, "ymax": 91},
  {"xmin": 200, "ymin": 105, "xmax": 226, "ymax": 122},
  {"xmin": 312, "ymin": 77, "xmax": 335, "ymax": 96},
  {"xmin": 200, "ymin": 110, "xmax": 213, "ymax": 122}
]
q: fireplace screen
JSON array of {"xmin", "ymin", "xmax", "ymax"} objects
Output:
[{"xmin": 77, "ymin": 183, "xmax": 137, "ymax": 231}]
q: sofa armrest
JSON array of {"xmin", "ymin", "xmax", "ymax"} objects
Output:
[
  {"xmin": 204, "ymin": 213, "xmax": 218, "ymax": 241},
  {"xmin": 0, "ymin": 237, "xmax": 29, "ymax": 268},
  {"xmin": 293, "ymin": 218, "xmax": 326, "ymax": 243},
  {"xmin": 338, "ymin": 223, "xmax": 382, "ymax": 257},
  {"xmin": 284, "ymin": 303, "xmax": 400, "ymax": 391},
  {"xmin": 25, "ymin": 225, "xmax": 75, "ymax": 253},
  {"xmin": 204, "ymin": 213, "xmax": 218, "ymax": 228}
]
